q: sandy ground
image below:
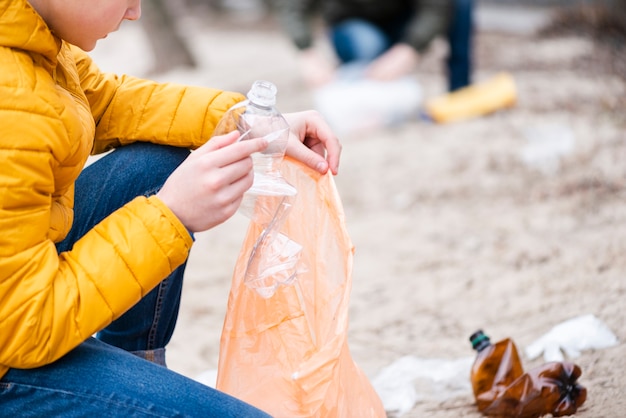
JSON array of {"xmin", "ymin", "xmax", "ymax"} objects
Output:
[{"xmin": 92, "ymin": 3, "xmax": 625, "ymax": 417}]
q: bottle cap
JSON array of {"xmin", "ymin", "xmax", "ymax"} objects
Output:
[
  {"xmin": 470, "ymin": 330, "xmax": 491, "ymax": 351},
  {"xmin": 247, "ymin": 80, "xmax": 277, "ymax": 107}
]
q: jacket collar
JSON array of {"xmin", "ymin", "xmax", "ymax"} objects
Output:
[{"xmin": 0, "ymin": 0, "xmax": 62, "ymax": 69}]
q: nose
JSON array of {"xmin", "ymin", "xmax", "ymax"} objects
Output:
[{"xmin": 124, "ymin": 0, "xmax": 142, "ymax": 20}]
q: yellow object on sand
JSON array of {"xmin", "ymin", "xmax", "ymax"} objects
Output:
[{"xmin": 424, "ymin": 72, "xmax": 517, "ymax": 123}]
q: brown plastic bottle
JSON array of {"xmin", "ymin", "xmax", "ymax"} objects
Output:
[{"xmin": 469, "ymin": 330, "xmax": 587, "ymax": 418}]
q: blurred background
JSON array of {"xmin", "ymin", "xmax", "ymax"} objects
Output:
[
  {"xmin": 143, "ymin": 0, "xmax": 625, "ymax": 73},
  {"xmin": 93, "ymin": 0, "xmax": 625, "ymax": 80},
  {"xmin": 88, "ymin": 1, "xmax": 625, "ymax": 417}
]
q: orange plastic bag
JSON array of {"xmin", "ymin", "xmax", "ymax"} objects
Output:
[{"xmin": 216, "ymin": 157, "xmax": 386, "ymax": 418}]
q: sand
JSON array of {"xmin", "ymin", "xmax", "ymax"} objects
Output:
[{"xmin": 92, "ymin": 3, "xmax": 625, "ymax": 416}]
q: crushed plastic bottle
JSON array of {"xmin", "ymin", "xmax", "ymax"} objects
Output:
[
  {"xmin": 214, "ymin": 79, "xmax": 297, "ymax": 223},
  {"xmin": 213, "ymin": 80, "xmax": 302, "ymax": 298},
  {"xmin": 469, "ymin": 330, "xmax": 587, "ymax": 418}
]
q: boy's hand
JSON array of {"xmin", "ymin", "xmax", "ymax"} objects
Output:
[
  {"xmin": 284, "ymin": 110, "xmax": 341, "ymax": 175},
  {"xmin": 157, "ymin": 131, "xmax": 268, "ymax": 233}
]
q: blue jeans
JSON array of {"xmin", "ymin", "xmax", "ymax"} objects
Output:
[
  {"xmin": 329, "ymin": 0, "xmax": 474, "ymax": 91},
  {"xmin": 1, "ymin": 143, "xmax": 270, "ymax": 417},
  {"xmin": 447, "ymin": 0, "xmax": 473, "ymax": 91}
]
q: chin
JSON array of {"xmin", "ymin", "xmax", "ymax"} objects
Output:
[{"xmin": 79, "ymin": 42, "xmax": 97, "ymax": 52}]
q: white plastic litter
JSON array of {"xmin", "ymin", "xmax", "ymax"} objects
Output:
[
  {"xmin": 313, "ymin": 63, "xmax": 422, "ymax": 136},
  {"xmin": 521, "ymin": 123, "xmax": 575, "ymax": 174},
  {"xmin": 196, "ymin": 369, "xmax": 218, "ymax": 388},
  {"xmin": 525, "ymin": 314, "xmax": 619, "ymax": 362},
  {"xmin": 371, "ymin": 355, "xmax": 473, "ymax": 417}
]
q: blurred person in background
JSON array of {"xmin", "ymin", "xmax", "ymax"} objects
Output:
[
  {"xmin": 0, "ymin": 0, "xmax": 340, "ymax": 416},
  {"xmin": 273, "ymin": 0, "xmax": 474, "ymax": 92}
]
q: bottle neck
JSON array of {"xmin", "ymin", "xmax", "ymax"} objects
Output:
[
  {"xmin": 247, "ymin": 80, "xmax": 277, "ymax": 107},
  {"xmin": 470, "ymin": 331, "xmax": 491, "ymax": 352}
]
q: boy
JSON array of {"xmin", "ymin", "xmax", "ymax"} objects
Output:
[{"xmin": 0, "ymin": 0, "xmax": 341, "ymax": 415}]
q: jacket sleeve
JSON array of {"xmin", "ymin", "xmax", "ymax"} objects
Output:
[
  {"xmin": 404, "ymin": 0, "xmax": 452, "ymax": 53},
  {"xmin": 0, "ymin": 84, "xmax": 192, "ymax": 371},
  {"xmin": 71, "ymin": 46, "xmax": 245, "ymax": 154}
]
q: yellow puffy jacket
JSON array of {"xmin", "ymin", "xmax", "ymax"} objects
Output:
[{"xmin": 0, "ymin": 0, "xmax": 245, "ymax": 379}]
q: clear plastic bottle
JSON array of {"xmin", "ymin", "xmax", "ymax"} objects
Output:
[
  {"xmin": 469, "ymin": 330, "xmax": 587, "ymax": 418},
  {"xmin": 214, "ymin": 80, "xmax": 296, "ymax": 224},
  {"xmin": 213, "ymin": 81, "xmax": 301, "ymax": 298}
]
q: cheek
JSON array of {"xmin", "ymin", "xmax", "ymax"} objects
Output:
[
  {"xmin": 85, "ymin": 4, "xmax": 128, "ymax": 36},
  {"xmin": 83, "ymin": 9, "xmax": 126, "ymax": 43},
  {"xmin": 102, "ymin": 3, "xmax": 130, "ymax": 24}
]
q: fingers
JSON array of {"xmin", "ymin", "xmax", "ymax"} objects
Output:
[
  {"xmin": 199, "ymin": 132, "xmax": 268, "ymax": 168},
  {"xmin": 156, "ymin": 130, "xmax": 269, "ymax": 233},
  {"xmin": 284, "ymin": 111, "xmax": 342, "ymax": 175},
  {"xmin": 199, "ymin": 130, "xmax": 240, "ymax": 152},
  {"xmin": 312, "ymin": 114, "xmax": 341, "ymax": 175},
  {"xmin": 200, "ymin": 165, "xmax": 252, "ymax": 216},
  {"xmin": 288, "ymin": 143, "xmax": 328, "ymax": 174}
]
